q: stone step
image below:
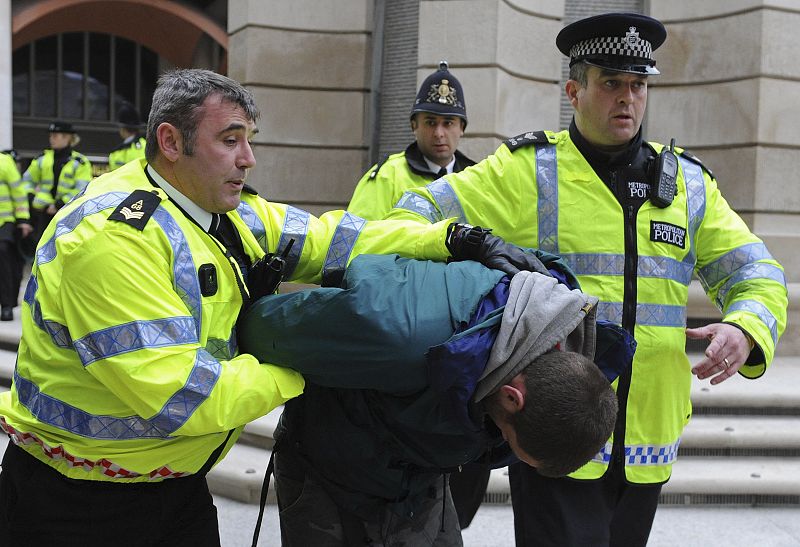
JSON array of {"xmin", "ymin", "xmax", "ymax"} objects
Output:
[{"xmin": 681, "ymin": 415, "xmax": 800, "ymax": 451}]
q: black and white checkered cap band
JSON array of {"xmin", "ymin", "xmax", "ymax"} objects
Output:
[{"xmin": 570, "ymin": 36, "xmax": 653, "ymax": 61}]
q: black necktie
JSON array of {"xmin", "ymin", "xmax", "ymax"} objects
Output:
[
  {"xmin": 437, "ymin": 167, "xmax": 447, "ymax": 178},
  {"xmin": 209, "ymin": 213, "xmax": 221, "ymax": 237}
]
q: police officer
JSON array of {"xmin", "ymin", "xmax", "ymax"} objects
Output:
[
  {"xmin": 347, "ymin": 61, "xmax": 476, "ymax": 220},
  {"xmin": 0, "ymin": 68, "xmax": 544, "ymax": 546},
  {"xmin": 387, "ymin": 12, "xmax": 788, "ymax": 546},
  {"xmin": 108, "ymin": 105, "xmax": 147, "ymax": 171},
  {"xmin": 22, "ymin": 120, "xmax": 93, "ymax": 244},
  {"xmin": 0, "ymin": 150, "xmax": 32, "ymax": 321}
]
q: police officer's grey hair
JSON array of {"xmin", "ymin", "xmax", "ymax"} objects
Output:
[
  {"xmin": 145, "ymin": 68, "xmax": 260, "ymax": 161},
  {"xmin": 568, "ymin": 61, "xmax": 590, "ymax": 87}
]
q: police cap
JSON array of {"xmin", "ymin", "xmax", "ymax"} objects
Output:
[
  {"xmin": 117, "ymin": 106, "xmax": 143, "ymax": 129},
  {"xmin": 411, "ymin": 60, "xmax": 467, "ymax": 126},
  {"xmin": 48, "ymin": 120, "xmax": 76, "ymax": 133},
  {"xmin": 556, "ymin": 12, "xmax": 666, "ymax": 75}
]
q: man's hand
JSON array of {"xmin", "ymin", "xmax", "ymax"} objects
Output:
[
  {"xmin": 687, "ymin": 323, "xmax": 753, "ymax": 385},
  {"xmin": 446, "ymin": 223, "xmax": 549, "ymax": 277},
  {"xmin": 17, "ymin": 222, "xmax": 33, "ymax": 238}
]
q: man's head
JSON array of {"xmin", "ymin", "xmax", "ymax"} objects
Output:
[
  {"xmin": 117, "ymin": 105, "xmax": 143, "ymax": 139},
  {"xmin": 146, "ymin": 69, "xmax": 260, "ymax": 213},
  {"xmin": 485, "ymin": 350, "xmax": 617, "ymax": 477},
  {"xmin": 558, "ymin": 13, "xmax": 666, "ymax": 151},
  {"xmin": 410, "ymin": 61, "xmax": 467, "ymax": 167},
  {"xmin": 48, "ymin": 120, "xmax": 79, "ymax": 150}
]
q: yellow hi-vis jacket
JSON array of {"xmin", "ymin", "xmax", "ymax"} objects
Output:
[
  {"xmin": 0, "ymin": 153, "xmax": 28, "ymax": 225},
  {"xmin": 387, "ymin": 129, "xmax": 788, "ymax": 484},
  {"xmin": 23, "ymin": 149, "xmax": 93, "ymax": 209},
  {"xmin": 0, "ymin": 159, "xmax": 452, "ymax": 482},
  {"xmin": 108, "ymin": 137, "xmax": 146, "ymax": 171}
]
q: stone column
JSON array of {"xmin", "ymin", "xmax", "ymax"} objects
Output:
[
  {"xmin": 0, "ymin": 0, "xmax": 12, "ymax": 149},
  {"xmin": 228, "ymin": 0, "xmax": 372, "ymax": 215},
  {"xmin": 418, "ymin": 0, "xmax": 564, "ymax": 161},
  {"xmin": 648, "ymin": 1, "xmax": 799, "ymax": 354}
]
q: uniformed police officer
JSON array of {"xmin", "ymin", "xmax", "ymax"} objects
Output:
[
  {"xmin": 108, "ymin": 105, "xmax": 147, "ymax": 171},
  {"xmin": 387, "ymin": 12, "xmax": 788, "ymax": 546},
  {"xmin": 0, "ymin": 68, "xmax": 545, "ymax": 546},
  {"xmin": 347, "ymin": 61, "xmax": 476, "ymax": 220},
  {"xmin": 22, "ymin": 120, "xmax": 93, "ymax": 244},
  {"xmin": 0, "ymin": 150, "xmax": 32, "ymax": 321}
]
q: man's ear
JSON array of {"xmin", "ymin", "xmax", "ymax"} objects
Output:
[
  {"xmin": 156, "ymin": 122, "xmax": 182, "ymax": 163},
  {"xmin": 497, "ymin": 384, "xmax": 525, "ymax": 415},
  {"xmin": 565, "ymin": 80, "xmax": 580, "ymax": 108}
]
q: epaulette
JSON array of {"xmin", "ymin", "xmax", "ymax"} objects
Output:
[
  {"xmin": 504, "ymin": 131, "xmax": 550, "ymax": 152},
  {"xmin": 108, "ymin": 189, "xmax": 161, "ymax": 230},
  {"xmin": 242, "ymin": 184, "xmax": 258, "ymax": 195},
  {"xmin": 679, "ymin": 149, "xmax": 714, "ymax": 179},
  {"xmin": 368, "ymin": 155, "xmax": 390, "ymax": 180}
]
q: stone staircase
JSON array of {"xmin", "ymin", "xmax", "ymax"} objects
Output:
[{"xmin": 1, "ymin": 281, "xmax": 798, "ymax": 508}]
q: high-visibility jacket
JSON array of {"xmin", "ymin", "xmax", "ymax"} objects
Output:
[
  {"xmin": 388, "ymin": 129, "xmax": 788, "ymax": 484},
  {"xmin": 347, "ymin": 142, "xmax": 475, "ymax": 220},
  {"xmin": 23, "ymin": 149, "xmax": 93, "ymax": 209},
  {"xmin": 108, "ymin": 137, "xmax": 146, "ymax": 171},
  {"xmin": 0, "ymin": 153, "xmax": 28, "ymax": 225},
  {"xmin": 0, "ymin": 158, "xmax": 453, "ymax": 482}
]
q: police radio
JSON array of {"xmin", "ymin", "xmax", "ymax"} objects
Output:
[{"xmin": 651, "ymin": 138, "xmax": 678, "ymax": 208}]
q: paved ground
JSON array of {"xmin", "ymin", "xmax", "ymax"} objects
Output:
[{"xmin": 216, "ymin": 495, "xmax": 800, "ymax": 546}]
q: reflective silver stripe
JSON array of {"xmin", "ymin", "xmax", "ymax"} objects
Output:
[
  {"xmin": 428, "ymin": 178, "xmax": 466, "ymax": 223},
  {"xmin": 562, "ymin": 253, "xmax": 694, "ymax": 285},
  {"xmin": 13, "ymin": 347, "xmax": 221, "ymax": 439},
  {"xmin": 535, "ymin": 143, "xmax": 559, "ymax": 254},
  {"xmin": 236, "ymin": 201, "xmax": 267, "ymax": 252},
  {"xmin": 591, "ymin": 439, "xmax": 680, "ymax": 466},
  {"xmin": 715, "ymin": 262, "xmax": 786, "ymax": 311},
  {"xmin": 394, "ymin": 191, "xmax": 442, "ymax": 223},
  {"xmin": 697, "ymin": 242, "xmax": 775, "ymax": 291},
  {"xmin": 278, "ymin": 206, "xmax": 309, "ymax": 280},
  {"xmin": 678, "ymin": 156, "xmax": 706, "ymax": 269},
  {"xmin": 727, "ymin": 299, "xmax": 779, "ymax": 345},
  {"xmin": 322, "ymin": 212, "xmax": 366, "ymax": 287},
  {"xmin": 598, "ymin": 301, "xmax": 686, "ymax": 328},
  {"xmin": 74, "ymin": 317, "xmax": 198, "ymax": 367},
  {"xmin": 151, "ymin": 206, "xmax": 203, "ymax": 335}
]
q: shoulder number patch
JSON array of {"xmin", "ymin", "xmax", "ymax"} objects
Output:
[
  {"xmin": 108, "ymin": 189, "xmax": 161, "ymax": 231},
  {"xmin": 504, "ymin": 131, "xmax": 548, "ymax": 152}
]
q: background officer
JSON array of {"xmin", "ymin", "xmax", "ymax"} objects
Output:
[
  {"xmin": 347, "ymin": 60, "xmax": 475, "ymax": 220},
  {"xmin": 386, "ymin": 12, "xmax": 788, "ymax": 546},
  {"xmin": 108, "ymin": 105, "xmax": 147, "ymax": 171},
  {"xmin": 22, "ymin": 120, "xmax": 93, "ymax": 244},
  {"xmin": 0, "ymin": 150, "xmax": 32, "ymax": 321}
]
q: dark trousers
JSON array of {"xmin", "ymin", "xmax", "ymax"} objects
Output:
[
  {"xmin": 0, "ymin": 230, "xmax": 23, "ymax": 309},
  {"xmin": 0, "ymin": 442, "xmax": 221, "ymax": 547},
  {"xmin": 509, "ymin": 461, "xmax": 661, "ymax": 547},
  {"xmin": 448, "ymin": 462, "xmax": 491, "ymax": 529}
]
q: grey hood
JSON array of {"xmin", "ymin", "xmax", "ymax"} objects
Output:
[{"xmin": 473, "ymin": 271, "xmax": 599, "ymax": 402}]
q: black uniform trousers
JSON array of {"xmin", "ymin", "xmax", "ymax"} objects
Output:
[
  {"xmin": 509, "ymin": 460, "xmax": 661, "ymax": 547},
  {"xmin": 0, "ymin": 223, "xmax": 23, "ymax": 309},
  {"xmin": 0, "ymin": 442, "xmax": 221, "ymax": 547}
]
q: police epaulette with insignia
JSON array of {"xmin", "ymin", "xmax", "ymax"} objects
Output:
[
  {"xmin": 504, "ymin": 131, "xmax": 549, "ymax": 152},
  {"xmin": 369, "ymin": 155, "xmax": 390, "ymax": 180},
  {"xmin": 679, "ymin": 150, "xmax": 714, "ymax": 178},
  {"xmin": 108, "ymin": 189, "xmax": 161, "ymax": 230},
  {"xmin": 242, "ymin": 184, "xmax": 258, "ymax": 195}
]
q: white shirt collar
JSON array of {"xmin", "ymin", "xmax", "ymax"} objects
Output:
[
  {"xmin": 146, "ymin": 164, "xmax": 214, "ymax": 231},
  {"xmin": 424, "ymin": 155, "xmax": 456, "ymax": 176}
]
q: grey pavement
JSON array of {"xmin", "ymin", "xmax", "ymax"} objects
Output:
[{"xmin": 215, "ymin": 494, "xmax": 800, "ymax": 547}]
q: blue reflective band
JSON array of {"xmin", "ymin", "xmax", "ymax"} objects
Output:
[
  {"xmin": 727, "ymin": 299, "xmax": 779, "ymax": 345},
  {"xmin": 715, "ymin": 262, "xmax": 786, "ymax": 311},
  {"xmin": 598, "ymin": 301, "xmax": 686, "ymax": 328},
  {"xmin": 278, "ymin": 206, "xmax": 309, "ymax": 280},
  {"xmin": 74, "ymin": 317, "xmax": 198, "ymax": 367},
  {"xmin": 535, "ymin": 143, "xmax": 559, "ymax": 254},
  {"xmin": 236, "ymin": 201, "xmax": 268, "ymax": 252},
  {"xmin": 678, "ymin": 155, "xmax": 706, "ymax": 269},
  {"xmin": 591, "ymin": 439, "xmax": 681, "ymax": 466},
  {"xmin": 698, "ymin": 242, "xmax": 776, "ymax": 291},
  {"xmin": 428, "ymin": 178, "xmax": 466, "ymax": 223},
  {"xmin": 394, "ymin": 192, "xmax": 442, "ymax": 223},
  {"xmin": 322, "ymin": 212, "xmax": 366, "ymax": 286}
]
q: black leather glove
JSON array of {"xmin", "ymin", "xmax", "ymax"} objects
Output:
[{"xmin": 445, "ymin": 223, "xmax": 549, "ymax": 277}]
